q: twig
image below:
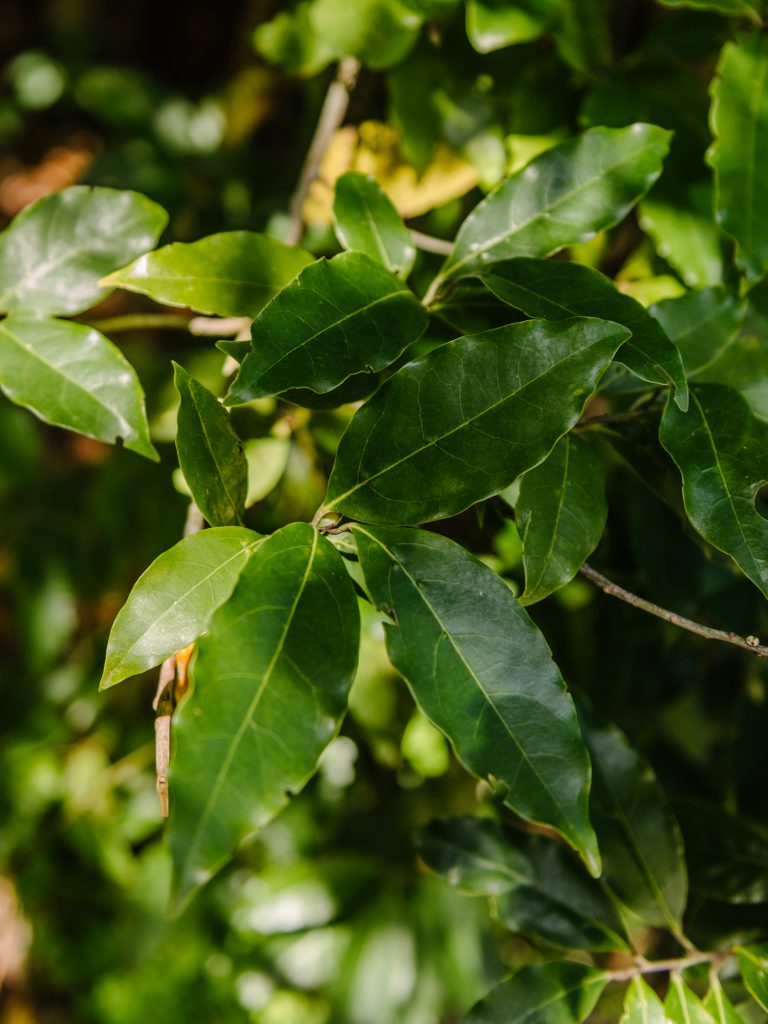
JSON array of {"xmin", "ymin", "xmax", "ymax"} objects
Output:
[
  {"xmin": 579, "ymin": 562, "xmax": 768, "ymax": 657},
  {"xmin": 285, "ymin": 57, "xmax": 361, "ymax": 246},
  {"xmin": 410, "ymin": 229, "xmax": 453, "ymax": 256},
  {"xmin": 84, "ymin": 313, "xmax": 250, "ymax": 337},
  {"xmin": 607, "ymin": 948, "xmax": 730, "ymax": 983}
]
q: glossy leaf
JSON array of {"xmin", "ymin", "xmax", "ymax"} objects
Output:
[
  {"xmin": 665, "ymin": 975, "xmax": 717, "ymax": 1024},
  {"xmin": 651, "ymin": 287, "xmax": 746, "ymax": 377},
  {"xmin": 660, "ymin": 384, "xmax": 768, "ymax": 599},
  {"xmin": 332, "ymin": 172, "xmax": 415, "ymax": 277},
  {"xmin": 466, "ymin": 0, "xmax": 560, "ymax": 52},
  {"xmin": 225, "ymin": 252, "xmax": 428, "ymax": 403},
  {"xmin": 355, "ymin": 525, "xmax": 600, "ymax": 874},
  {"xmin": 0, "ymin": 314, "xmax": 156, "ymax": 460},
  {"xmin": 418, "ymin": 816, "xmax": 532, "ymax": 895},
  {"xmin": 658, "ymin": 0, "xmax": 761, "ymax": 24},
  {"xmin": 580, "ymin": 708, "xmax": 688, "ymax": 931},
  {"xmin": 174, "ymin": 363, "xmax": 247, "ymax": 527},
  {"xmin": 325, "ymin": 317, "xmax": 630, "ymax": 525},
  {"xmin": 709, "ymin": 34, "xmax": 768, "ymax": 279},
  {"xmin": 100, "ymin": 527, "xmax": 262, "ymax": 690},
  {"xmin": 639, "ymin": 187, "xmax": 724, "ymax": 289},
  {"xmin": 0, "ymin": 185, "xmax": 167, "ymax": 316},
  {"xmin": 676, "ymin": 798, "xmax": 768, "ymax": 903},
  {"xmin": 480, "ymin": 256, "xmax": 688, "ymax": 409},
  {"xmin": 517, "ymin": 435, "xmax": 607, "ymax": 605},
  {"xmin": 736, "ymin": 945, "xmax": 768, "ymax": 1012},
  {"xmin": 620, "ymin": 977, "xmax": 668, "ymax": 1024},
  {"xmin": 169, "ymin": 523, "xmax": 360, "ymax": 910},
  {"xmin": 435, "ymin": 124, "xmax": 671, "ymax": 287},
  {"xmin": 105, "ymin": 232, "xmax": 312, "ymax": 317},
  {"xmin": 462, "ymin": 962, "xmax": 608, "ymax": 1024}
]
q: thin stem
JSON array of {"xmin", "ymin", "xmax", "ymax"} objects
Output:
[
  {"xmin": 410, "ymin": 229, "xmax": 453, "ymax": 256},
  {"xmin": 84, "ymin": 313, "xmax": 249, "ymax": 336},
  {"xmin": 421, "ymin": 273, "xmax": 445, "ymax": 309},
  {"xmin": 607, "ymin": 948, "xmax": 730, "ymax": 983},
  {"xmin": 579, "ymin": 562, "xmax": 768, "ymax": 657},
  {"xmin": 285, "ymin": 57, "xmax": 361, "ymax": 247}
]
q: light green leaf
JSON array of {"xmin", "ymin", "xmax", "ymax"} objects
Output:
[
  {"xmin": 400, "ymin": 0, "xmax": 460, "ymax": 13},
  {"xmin": 104, "ymin": 231, "xmax": 312, "ymax": 317},
  {"xmin": 244, "ymin": 436, "xmax": 291, "ymax": 508},
  {"xmin": 0, "ymin": 314, "xmax": 156, "ymax": 460},
  {"xmin": 174, "ymin": 363, "xmax": 247, "ymax": 527},
  {"xmin": 461, "ymin": 962, "xmax": 608, "ymax": 1024},
  {"xmin": 639, "ymin": 187, "xmax": 724, "ymax": 289},
  {"xmin": 325, "ymin": 317, "xmax": 629, "ymax": 525},
  {"xmin": 355, "ymin": 525, "xmax": 600, "ymax": 874},
  {"xmin": 736, "ymin": 945, "xmax": 768, "ymax": 1013},
  {"xmin": 100, "ymin": 527, "xmax": 262, "ymax": 690},
  {"xmin": 620, "ymin": 977, "xmax": 668, "ymax": 1024},
  {"xmin": 659, "ymin": 383, "xmax": 768, "ymax": 599},
  {"xmin": 434, "ymin": 124, "xmax": 670, "ymax": 290},
  {"xmin": 225, "ymin": 252, "xmax": 428, "ymax": 403},
  {"xmin": 309, "ymin": 0, "xmax": 421, "ymax": 69},
  {"xmin": 709, "ymin": 33, "xmax": 768, "ymax": 279},
  {"xmin": 665, "ymin": 975, "xmax": 717, "ymax": 1024},
  {"xmin": 580, "ymin": 708, "xmax": 688, "ymax": 932},
  {"xmin": 0, "ymin": 185, "xmax": 167, "ymax": 316},
  {"xmin": 480, "ymin": 256, "xmax": 688, "ymax": 409},
  {"xmin": 658, "ymin": 0, "xmax": 761, "ymax": 23},
  {"xmin": 518, "ymin": 435, "xmax": 607, "ymax": 605},
  {"xmin": 651, "ymin": 287, "xmax": 746, "ymax": 377},
  {"xmin": 333, "ymin": 172, "xmax": 415, "ymax": 277},
  {"xmin": 704, "ymin": 976, "xmax": 747, "ymax": 1024},
  {"xmin": 254, "ymin": 0, "xmax": 337, "ymax": 75},
  {"xmin": 466, "ymin": 0, "xmax": 560, "ymax": 52},
  {"xmin": 169, "ymin": 523, "xmax": 360, "ymax": 910}
]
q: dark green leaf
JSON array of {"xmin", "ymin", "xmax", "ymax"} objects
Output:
[
  {"xmin": 553, "ymin": 0, "xmax": 613, "ymax": 77},
  {"xmin": 517, "ymin": 435, "xmax": 607, "ymax": 605},
  {"xmin": 620, "ymin": 977, "xmax": 668, "ymax": 1024},
  {"xmin": 435, "ymin": 124, "xmax": 670, "ymax": 288},
  {"xmin": 0, "ymin": 314, "xmax": 156, "ymax": 460},
  {"xmin": 466, "ymin": 0, "xmax": 559, "ymax": 52},
  {"xmin": 418, "ymin": 816, "xmax": 533, "ymax": 895},
  {"xmin": 174, "ymin": 363, "xmax": 247, "ymax": 527},
  {"xmin": 104, "ymin": 232, "xmax": 312, "ymax": 317},
  {"xmin": 169, "ymin": 523, "xmax": 360, "ymax": 910},
  {"xmin": 225, "ymin": 253, "xmax": 428, "ymax": 403},
  {"xmin": 665, "ymin": 975, "xmax": 717, "ymax": 1024},
  {"xmin": 651, "ymin": 287, "xmax": 746, "ymax": 377},
  {"xmin": 461, "ymin": 962, "xmax": 608, "ymax": 1024},
  {"xmin": 325, "ymin": 317, "xmax": 629, "ymax": 525},
  {"xmin": 660, "ymin": 383, "xmax": 768, "ymax": 599},
  {"xmin": 676, "ymin": 798, "xmax": 768, "ymax": 904},
  {"xmin": 333, "ymin": 172, "xmax": 415, "ymax": 277},
  {"xmin": 736, "ymin": 945, "xmax": 768, "ymax": 1013},
  {"xmin": 481, "ymin": 257, "xmax": 688, "ymax": 409},
  {"xmin": 658, "ymin": 0, "xmax": 761, "ymax": 23},
  {"xmin": 400, "ymin": 0, "xmax": 460, "ymax": 13},
  {"xmin": 0, "ymin": 186, "xmax": 167, "ymax": 316},
  {"xmin": 580, "ymin": 708, "xmax": 688, "ymax": 931},
  {"xmin": 100, "ymin": 527, "xmax": 262, "ymax": 690},
  {"xmin": 355, "ymin": 525, "xmax": 600, "ymax": 874},
  {"xmin": 709, "ymin": 33, "xmax": 768, "ymax": 279}
]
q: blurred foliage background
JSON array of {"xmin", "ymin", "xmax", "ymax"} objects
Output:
[{"xmin": 3, "ymin": 1, "xmax": 768, "ymax": 1021}]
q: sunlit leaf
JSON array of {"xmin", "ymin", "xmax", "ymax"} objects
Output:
[{"xmin": 333, "ymin": 172, "xmax": 415, "ymax": 277}]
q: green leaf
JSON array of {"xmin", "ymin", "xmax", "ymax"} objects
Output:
[
  {"xmin": 169, "ymin": 523, "xmax": 360, "ymax": 910},
  {"xmin": 400, "ymin": 0, "xmax": 460, "ymax": 13},
  {"xmin": 0, "ymin": 185, "xmax": 167, "ymax": 316},
  {"xmin": 620, "ymin": 977, "xmax": 668, "ymax": 1024},
  {"xmin": 736, "ymin": 945, "xmax": 768, "ymax": 1013},
  {"xmin": 254, "ymin": 1, "xmax": 337, "ymax": 75},
  {"xmin": 174, "ymin": 363, "xmax": 247, "ymax": 527},
  {"xmin": 658, "ymin": 0, "xmax": 761, "ymax": 23},
  {"xmin": 461, "ymin": 962, "xmax": 608, "ymax": 1024},
  {"xmin": 0, "ymin": 314, "xmax": 156, "ymax": 460},
  {"xmin": 709, "ymin": 34, "xmax": 768, "ymax": 279},
  {"xmin": 639, "ymin": 186, "xmax": 724, "ymax": 289},
  {"xmin": 580, "ymin": 708, "xmax": 688, "ymax": 932},
  {"xmin": 100, "ymin": 527, "xmax": 262, "ymax": 690},
  {"xmin": 659, "ymin": 383, "xmax": 768, "ymax": 599},
  {"xmin": 553, "ymin": 0, "xmax": 613, "ymax": 77},
  {"xmin": 104, "ymin": 232, "xmax": 312, "ymax": 317},
  {"xmin": 225, "ymin": 253, "xmax": 428, "ymax": 403},
  {"xmin": 332, "ymin": 172, "xmax": 415, "ymax": 277},
  {"xmin": 665, "ymin": 975, "xmax": 717, "ymax": 1024},
  {"xmin": 434, "ymin": 124, "xmax": 671, "ymax": 288},
  {"xmin": 420, "ymin": 817, "xmax": 626, "ymax": 951},
  {"xmin": 704, "ymin": 978, "xmax": 745, "ymax": 1024},
  {"xmin": 325, "ymin": 317, "xmax": 630, "ymax": 525},
  {"xmin": 309, "ymin": 0, "xmax": 421, "ymax": 69},
  {"xmin": 244, "ymin": 436, "xmax": 291, "ymax": 508},
  {"xmin": 517, "ymin": 435, "xmax": 607, "ymax": 605},
  {"xmin": 354, "ymin": 525, "xmax": 600, "ymax": 874},
  {"xmin": 480, "ymin": 257, "xmax": 688, "ymax": 410},
  {"xmin": 466, "ymin": 0, "xmax": 560, "ymax": 52},
  {"xmin": 651, "ymin": 287, "xmax": 746, "ymax": 377}
]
